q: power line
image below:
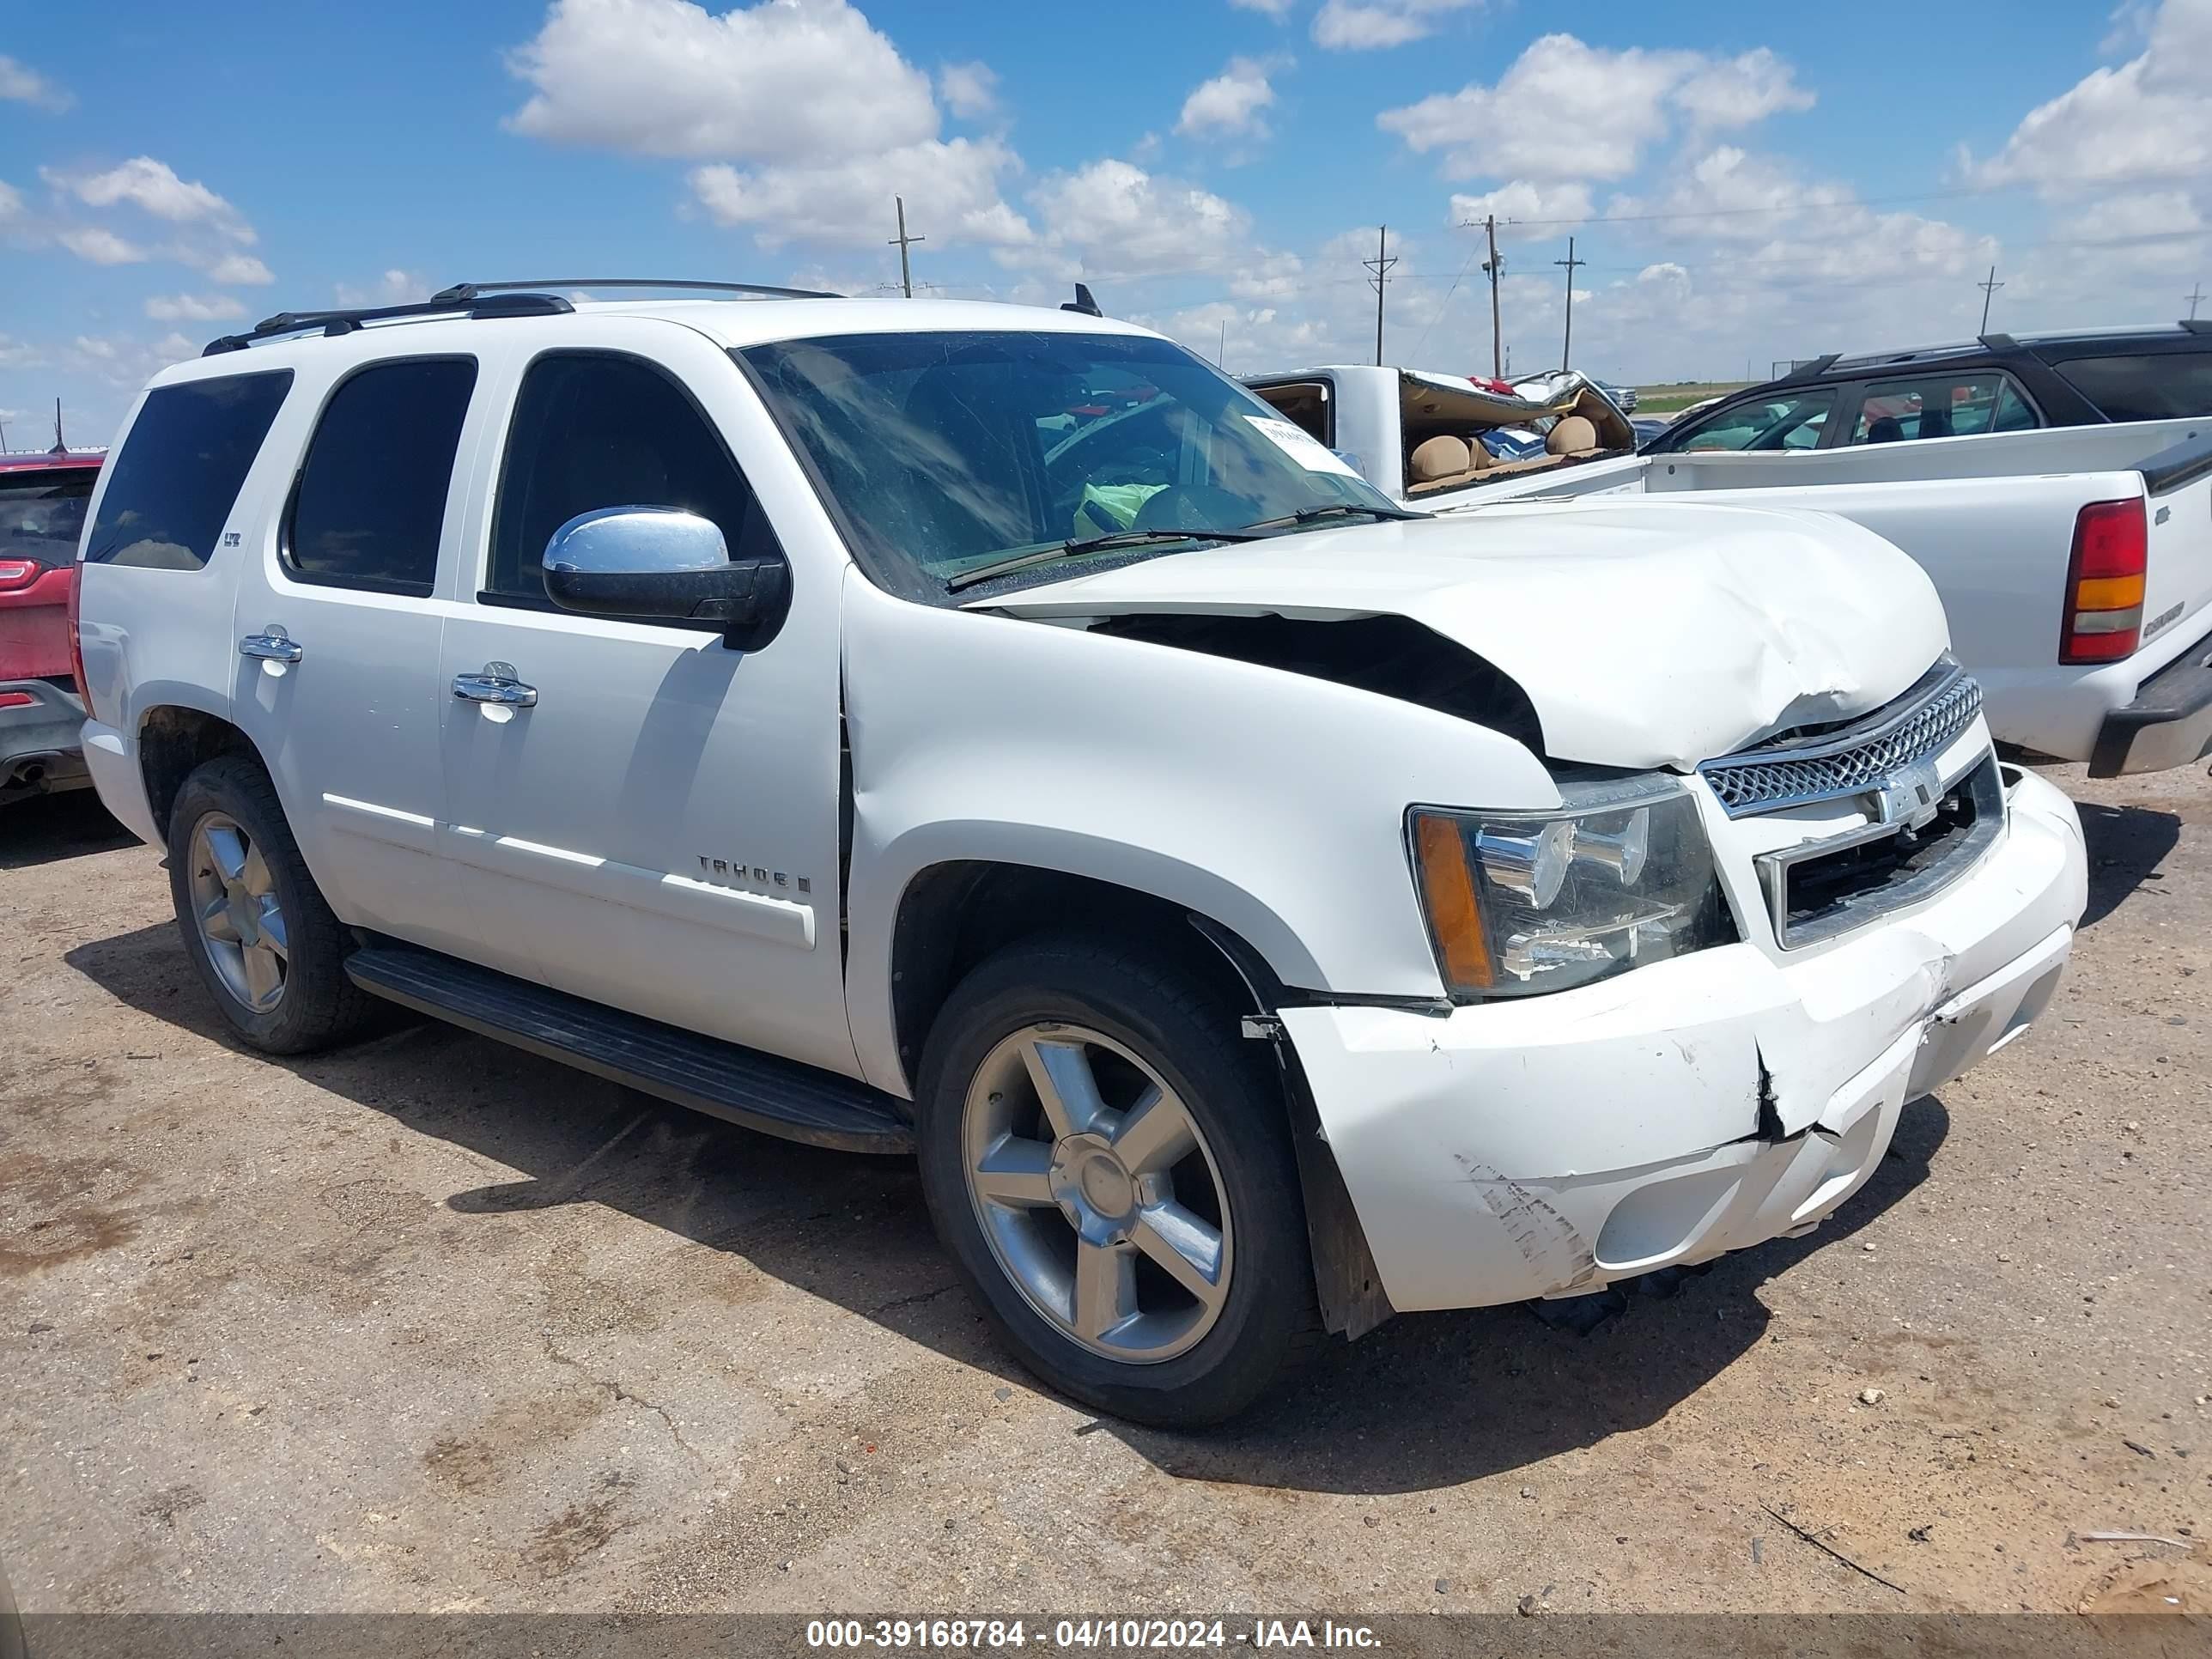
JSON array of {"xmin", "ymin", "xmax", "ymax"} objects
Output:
[
  {"xmin": 1410, "ymin": 224, "xmax": 1489, "ymax": 367},
  {"xmin": 1977, "ymin": 264, "xmax": 2004, "ymax": 332},
  {"xmin": 1362, "ymin": 225, "xmax": 1397, "ymax": 366},
  {"xmin": 1553, "ymin": 236, "xmax": 1587, "ymax": 371},
  {"xmin": 888, "ymin": 196, "xmax": 926, "ymax": 299}
]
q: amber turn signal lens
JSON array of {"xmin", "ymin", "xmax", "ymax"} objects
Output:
[{"xmin": 1412, "ymin": 812, "xmax": 1492, "ymax": 991}]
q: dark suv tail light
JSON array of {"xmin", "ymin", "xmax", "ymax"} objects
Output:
[
  {"xmin": 2059, "ymin": 497, "xmax": 2147, "ymax": 665},
  {"xmin": 66, "ymin": 562, "xmax": 94, "ymax": 720}
]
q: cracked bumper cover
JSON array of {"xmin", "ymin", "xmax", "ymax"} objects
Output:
[{"xmin": 1279, "ymin": 768, "xmax": 2087, "ymax": 1314}]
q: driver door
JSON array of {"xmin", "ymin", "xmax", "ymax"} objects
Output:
[{"xmin": 434, "ymin": 325, "xmax": 856, "ymax": 1076}]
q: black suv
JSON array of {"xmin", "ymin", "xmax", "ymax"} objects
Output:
[{"xmin": 1647, "ymin": 321, "xmax": 2212, "ymax": 454}]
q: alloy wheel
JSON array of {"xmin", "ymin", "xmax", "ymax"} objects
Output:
[
  {"xmin": 961, "ymin": 1023, "xmax": 1233, "ymax": 1364},
  {"xmin": 187, "ymin": 811, "xmax": 289, "ymax": 1014}
]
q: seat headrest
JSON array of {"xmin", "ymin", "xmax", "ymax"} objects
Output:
[
  {"xmin": 1410, "ymin": 434, "xmax": 1473, "ymax": 482},
  {"xmin": 1546, "ymin": 415, "xmax": 1599, "ymax": 456}
]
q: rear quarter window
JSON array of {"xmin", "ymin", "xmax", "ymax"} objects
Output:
[
  {"xmin": 2050, "ymin": 351, "xmax": 2212, "ymax": 422},
  {"xmin": 84, "ymin": 370, "xmax": 294, "ymax": 569}
]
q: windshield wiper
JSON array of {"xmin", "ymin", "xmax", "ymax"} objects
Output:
[
  {"xmin": 1240, "ymin": 501, "xmax": 1426, "ymax": 532},
  {"xmin": 945, "ymin": 526, "xmax": 1270, "ymax": 592}
]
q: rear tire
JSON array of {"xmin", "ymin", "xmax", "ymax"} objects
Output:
[
  {"xmin": 915, "ymin": 936, "xmax": 1318, "ymax": 1426},
  {"xmin": 167, "ymin": 757, "xmax": 376, "ymax": 1055}
]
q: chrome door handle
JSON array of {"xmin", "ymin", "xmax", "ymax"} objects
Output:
[
  {"xmin": 239, "ymin": 627, "xmax": 303, "ymax": 664},
  {"xmin": 453, "ymin": 663, "xmax": 538, "ymax": 708}
]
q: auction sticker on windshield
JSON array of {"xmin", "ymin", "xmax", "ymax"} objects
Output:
[{"xmin": 1240, "ymin": 413, "xmax": 1363, "ymax": 479}]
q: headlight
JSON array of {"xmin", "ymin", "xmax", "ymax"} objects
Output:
[{"xmin": 1407, "ymin": 778, "xmax": 1735, "ymax": 1000}]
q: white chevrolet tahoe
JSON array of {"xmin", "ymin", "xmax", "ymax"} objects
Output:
[{"xmin": 72, "ymin": 281, "xmax": 2088, "ymax": 1425}]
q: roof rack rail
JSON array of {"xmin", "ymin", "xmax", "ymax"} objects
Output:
[
  {"xmin": 204, "ymin": 290, "xmax": 574, "ymax": 356},
  {"xmin": 1978, "ymin": 332, "xmax": 2018, "ymax": 350},
  {"xmin": 432, "ymin": 278, "xmax": 839, "ymax": 302},
  {"xmin": 2182, "ymin": 318, "xmax": 2212, "ymax": 336},
  {"xmin": 202, "ymin": 276, "xmax": 839, "ymax": 356}
]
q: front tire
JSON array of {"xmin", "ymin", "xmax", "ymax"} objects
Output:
[
  {"xmin": 167, "ymin": 757, "xmax": 375, "ymax": 1055},
  {"xmin": 915, "ymin": 937, "xmax": 1317, "ymax": 1425}
]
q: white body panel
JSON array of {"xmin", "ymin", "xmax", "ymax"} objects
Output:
[
  {"xmin": 422, "ymin": 318, "xmax": 856, "ymax": 1074},
  {"xmin": 1278, "ymin": 363, "xmax": 2212, "ymax": 763},
  {"xmin": 984, "ymin": 507, "xmax": 1946, "ymax": 771},
  {"xmin": 76, "ymin": 296, "xmax": 2091, "ymax": 1323}
]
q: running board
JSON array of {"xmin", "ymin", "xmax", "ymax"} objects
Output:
[{"xmin": 345, "ymin": 944, "xmax": 914, "ymax": 1154}]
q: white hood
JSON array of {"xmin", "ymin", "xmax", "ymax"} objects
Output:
[{"xmin": 973, "ymin": 501, "xmax": 1948, "ymax": 769}]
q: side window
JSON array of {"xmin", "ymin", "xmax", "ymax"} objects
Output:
[
  {"xmin": 1674, "ymin": 390, "xmax": 1834, "ymax": 452},
  {"xmin": 2051, "ymin": 351, "xmax": 2212, "ymax": 421},
  {"xmin": 284, "ymin": 358, "xmax": 477, "ymax": 596},
  {"xmin": 1991, "ymin": 380, "xmax": 2039, "ymax": 432},
  {"xmin": 84, "ymin": 371, "xmax": 293, "ymax": 569},
  {"xmin": 486, "ymin": 352, "xmax": 772, "ymax": 603},
  {"xmin": 1848, "ymin": 372, "xmax": 2008, "ymax": 445}
]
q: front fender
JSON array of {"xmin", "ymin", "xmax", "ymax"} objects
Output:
[{"xmin": 839, "ymin": 570, "xmax": 1557, "ymax": 1094}]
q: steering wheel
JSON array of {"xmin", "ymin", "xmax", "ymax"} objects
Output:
[{"xmin": 1132, "ymin": 483, "xmax": 1257, "ymax": 532}]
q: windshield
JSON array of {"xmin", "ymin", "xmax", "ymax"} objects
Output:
[
  {"xmin": 0, "ymin": 470, "xmax": 95, "ymax": 569},
  {"xmin": 739, "ymin": 331, "xmax": 1401, "ymax": 594}
]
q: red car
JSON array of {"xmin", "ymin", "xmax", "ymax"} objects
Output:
[{"xmin": 1, "ymin": 447, "xmax": 103, "ymax": 805}]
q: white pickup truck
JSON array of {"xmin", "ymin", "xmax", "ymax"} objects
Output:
[
  {"xmin": 1248, "ymin": 365, "xmax": 2212, "ymax": 776},
  {"xmin": 73, "ymin": 284, "xmax": 2085, "ymax": 1425}
]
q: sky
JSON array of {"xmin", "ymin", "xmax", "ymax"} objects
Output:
[{"xmin": 5, "ymin": 0, "xmax": 2211, "ymax": 447}]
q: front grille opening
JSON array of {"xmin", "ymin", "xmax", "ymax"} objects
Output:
[{"xmin": 1763, "ymin": 757, "xmax": 2004, "ymax": 948}]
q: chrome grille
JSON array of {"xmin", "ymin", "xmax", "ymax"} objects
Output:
[{"xmin": 1699, "ymin": 665, "xmax": 1984, "ymax": 818}]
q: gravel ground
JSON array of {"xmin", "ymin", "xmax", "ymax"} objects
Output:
[{"xmin": 1, "ymin": 763, "xmax": 2206, "ymax": 1618}]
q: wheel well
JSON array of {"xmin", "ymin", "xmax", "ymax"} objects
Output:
[
  {"xmin": 887, "ymin": 860, "xmax": 1394, "ymax": 1340},
  {"xmin": 139, "ymin": 707, "xmax": 264, "ymax": 838},
  {"xmin": 889, "ymin": 863, "xmax": 1277, "ymax": 1079}
]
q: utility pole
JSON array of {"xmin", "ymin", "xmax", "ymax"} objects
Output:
[
  {"xmin": 2189, "ymin": 282, "xmax": 2206, "ymax": 321},
  {"xmin": 1977, "ymin": 264, "xmax": 2003, "ymax": 332},
  {"xmin": 888, "ymin": 196, "xmax": 926, "ymax": 298},
  {"xmin": 1363, "ymin": 225, "xmax": 1397, "ymax": 366},
  {"xmin": 1218, "ymin": 318, "xmax": 1227, "ymax": 367},
  {"xmin": 1553, "ymin": 236, "xmax": 1586, "ymax": 370},
  {"xmin": 1482, "ymin": 216, "xmax": 1504, "ymax": 380}
]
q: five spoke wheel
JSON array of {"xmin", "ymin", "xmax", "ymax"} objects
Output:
[
  {"xmin": 963, "ymin": 1024, "xmax": 1232, "ymax": 1364},
  {"xmin": 188, "ymin": 811, "xmax": 289, "ymax": 1014}
]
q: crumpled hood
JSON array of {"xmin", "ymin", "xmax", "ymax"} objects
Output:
[{"xmin": 973, "ymin": 501, "xmax": 1948, "ymax": 769}]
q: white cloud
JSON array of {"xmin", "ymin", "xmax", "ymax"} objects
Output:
[
  {"xmin": 1228, "ymin": 0, "xmax": 1296, "ymax": 14},
  {"xmin": 49, "ymin": 157, "xmax": 255, "ymax": 240},
  {"xmin": 1025, "ymin": 160, "xmax": 1255, "ymax": 281},
  {"xmin": 144, "ymin": 293, "xmax": 250, "ymax": 322},
  {"xmin": 331, "ymin": 270, "xmax": 434, "ymax": 307},
  {"xmin": 1177, "ymin": 57, "xmax": 1279, "ymax": 140},
  {"xmin": 1674, "ymin": 47, "xmax": 1815, "ymax": 130},
  {"xmin": 1378, "ymin": 34, "xmax": 1811, "ymax": 179},
  {"xmin": 506, "ymin": 0, "xmax": 939, "ymax": 163},
  {"xmin": 690, "ymin": 137, "xmax": 1032, "ymax": 250},
  {"xmin": 0, "ymin": 54, "xmax": 71, "ymax": 112},
  {"xmin": 1448, "ymin": 179, "xmax": 1595, "ymax": 236},
  {"xmin": 939, "ymin": 60, "xmax": 998, "ymax": 119},
  {"xmin": 198, "ymin": 251, "xmax": 276, "ymax": 286},
  {"xmin": 0, "ymin": 179, "xmax": 21, "ymax": 222},
  {"xmin": 1230, "ymin": 250, "xmax": 1304, "ymax": 301},
  {"xmin": 1970, "ymin": 0, "xmax": 2212, "ymax": 195},
  {"xmin": 57, "ymin": 227, "xmax": 149, "ymax": 266},
  {"xmin": 1312, "ymin": 0, "xmax": 1479, "ymax": 51}
]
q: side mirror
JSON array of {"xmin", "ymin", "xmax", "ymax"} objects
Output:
[{"xmin": 542, "ymin": 507, "xmax": 787, "ymax": 640}]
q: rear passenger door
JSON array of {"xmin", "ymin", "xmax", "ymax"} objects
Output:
[
  {"xmin": 229, "ymin": 354, "xmax": 483, "ymax": 956},
  {"xmin": 1839, "ymin": 371, "xmax": 2039, "ymax": 445},
  {"xmin": 434, "ymin": 325, "xmax": 855, "ymax": 1077}
]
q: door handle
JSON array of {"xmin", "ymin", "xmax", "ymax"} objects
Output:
[
  {"xmin": 453, "ymin": 662, "xmax": 538, "ymax": 708},
  {"xmin": 239, "ymin": 627, "xmax": 303, "ymax": 664}
]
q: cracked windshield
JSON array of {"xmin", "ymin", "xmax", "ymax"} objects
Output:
[{"xmin": 743, "ymin": 331, "xmax": 1403, "ymax": 590}]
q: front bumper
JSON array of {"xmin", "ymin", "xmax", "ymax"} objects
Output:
[
  {"xmin": 1280, "ymin": 768, "xmax": 2087, "ymax": 1314},
  {"xmin": 2088, "ymin": 630, "xmax": 2212, "ymax": 776},
  {"xmin": 0, "ymin": 678, "xmax": 90, "ymax": 804}
]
